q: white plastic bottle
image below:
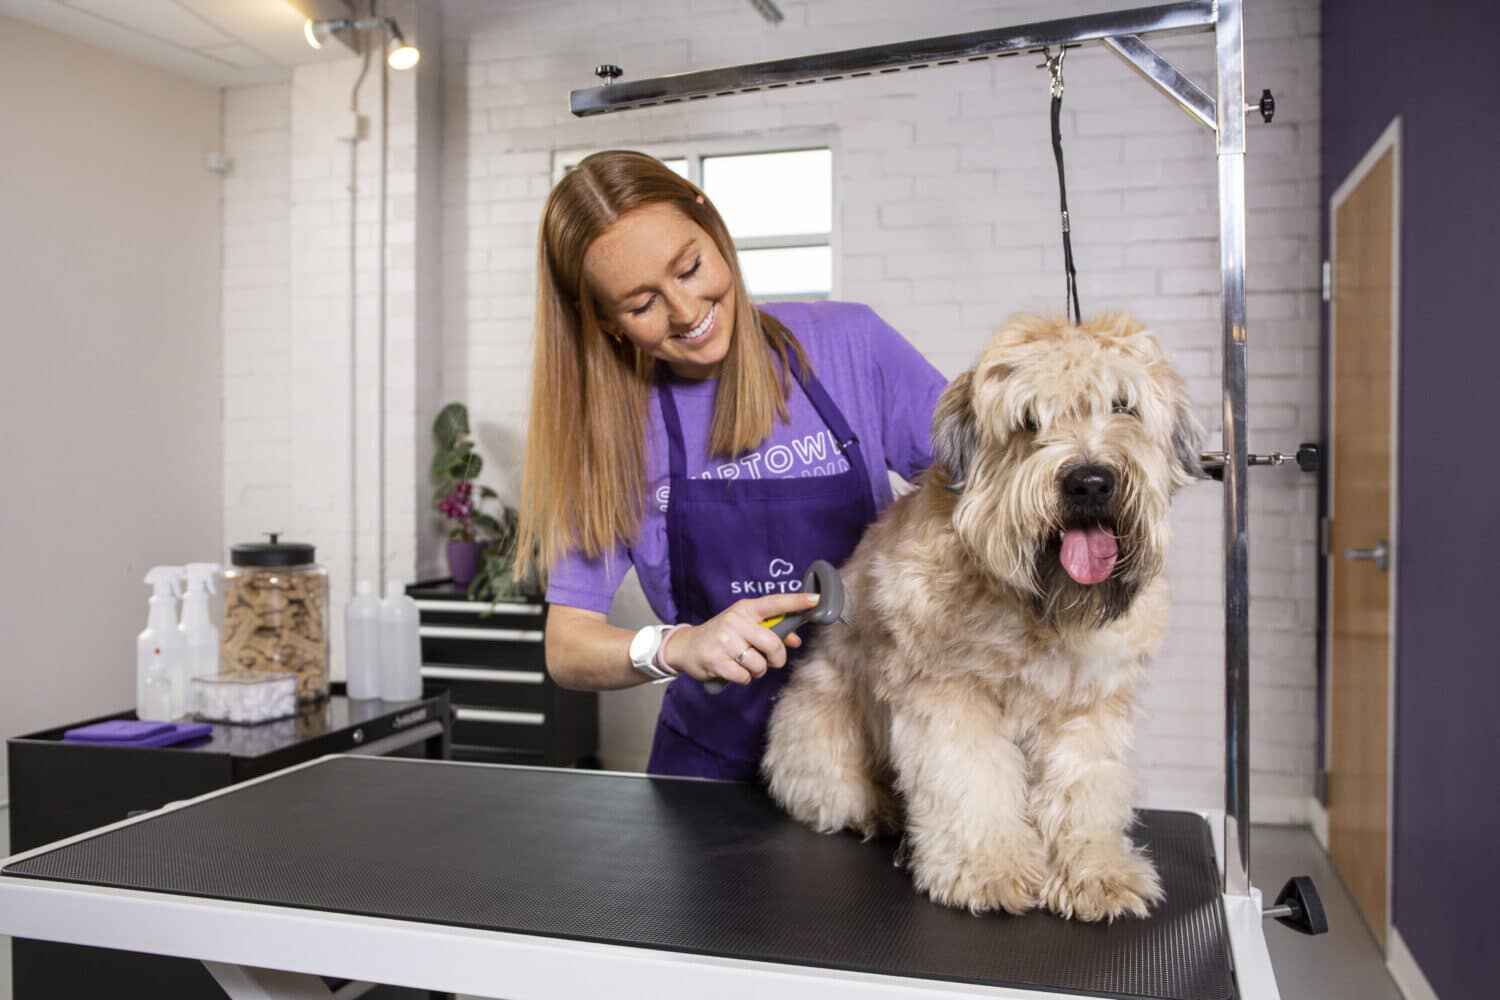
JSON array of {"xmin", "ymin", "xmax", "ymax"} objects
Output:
[
  {"xmin": 137, "ymin": 567, "xmax": 186, "ymax": 719},
  {"xmin": 138, "ymin": 644, "xmax": 175, "ymax": 722},
  {"xmin": 345, "ymin": 580, "xmax": 383, "ymax": 699},
  {"xmin": 178, "ymin": 563, "xmax": 222, "ymax": 713},
  {"xmin": 379, "ymin": 581, "xmax": 423, "ymax": 702}
]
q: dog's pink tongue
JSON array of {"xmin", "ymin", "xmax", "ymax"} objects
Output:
[{"xmin": 1061, "ymin": 526, "xmax": 1118, "ymax": 585}]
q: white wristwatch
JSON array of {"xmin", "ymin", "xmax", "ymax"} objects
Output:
[{"xmin": 629, "ymin": 625, "xmax": 677, "ymax": 681}]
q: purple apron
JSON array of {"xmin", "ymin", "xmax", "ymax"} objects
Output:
[{"xmin": 647, "ymin": 356, "xmax": 877, "ymax": 781}]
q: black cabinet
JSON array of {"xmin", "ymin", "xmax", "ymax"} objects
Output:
[
  {"xmin": 7, "ymin": 692, "xmax": 451, "ymax": 999},
  {"xmin": 408, "ymin": 580, "xmax": 598, "ymax": 767}
]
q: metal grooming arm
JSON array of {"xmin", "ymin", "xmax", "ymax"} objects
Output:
[{"xmin": 568, "ymin": 0, "xmax": 1263, "ymax": 899}]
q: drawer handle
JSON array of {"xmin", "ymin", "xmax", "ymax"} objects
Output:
[
  {"xmin": 422, "ymin": 666, "xmax": 544, "ymax": 684},
  {"xmin": 455, "ymin": 707, "xmax": 545, "ymax": 726},
  {"xmin": 414, "ymin": 600, "xmax": 542, "ymax": 616},
  {"xmin": 419, "ymin": 625, "xmax": 544, "ymax": 642}
]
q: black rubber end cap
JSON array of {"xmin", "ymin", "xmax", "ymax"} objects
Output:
[{"xmin": 1275, "ymin": 875, "xmax": 1329, "ymax": 935}]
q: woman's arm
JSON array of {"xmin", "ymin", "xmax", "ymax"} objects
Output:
[
  {"xmin": 544, "ymin": 605, "xmax": 644, "ymax": 691},
  {"xmin": 545, "ymin": 592, "xmax": 820, "ymax": 692}
]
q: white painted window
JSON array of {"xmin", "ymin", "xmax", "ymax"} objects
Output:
[{"xmin": 554, "ymin": 137, "xmax": 836, "ymax": 302}]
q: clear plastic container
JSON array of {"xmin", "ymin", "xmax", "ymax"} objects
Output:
[
  {"xmin": 192, "ymin": 671, "xmax": 297, "ymax": 725},
  {"xmin": 221, "ymin": 533, "xmax": 330, "ymax": 703}
]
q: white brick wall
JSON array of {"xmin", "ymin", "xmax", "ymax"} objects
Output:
[
  {"xmin": 224, "ymin": 0, "xmax": 1322, "ymax": 819},
  {"xmin": 222, "ymin": 28, "xmax": 445, "ymax": 680}
]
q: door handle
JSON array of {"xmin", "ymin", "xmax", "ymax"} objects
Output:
[{"xmin": 1342, "ymin": 539, "xmax": 1389, "ymax": 571}]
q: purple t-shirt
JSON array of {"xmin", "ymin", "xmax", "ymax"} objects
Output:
[{"xmin": 546, "ymin": 300, "xmax": 948, "ymax": 623}]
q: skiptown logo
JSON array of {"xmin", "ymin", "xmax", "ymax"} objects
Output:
[{"xmin": 731, "ymin": 557, "xmax": 802, "ymax": 596}]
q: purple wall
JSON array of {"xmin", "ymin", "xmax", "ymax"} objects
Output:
[{"xmin": 1321, "ymin": 2, "xmax": 1500, "ymax": 995}]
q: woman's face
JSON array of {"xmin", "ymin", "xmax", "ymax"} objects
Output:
[{"xmin": 582, "ymin": 201, "xmax": 737, "ymax": 380}]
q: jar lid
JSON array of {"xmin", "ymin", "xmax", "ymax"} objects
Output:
[{"xmin": 231, "ymin": 532, "xmax": 316, "ymax": 567}]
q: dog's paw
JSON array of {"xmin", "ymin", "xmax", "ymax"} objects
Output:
[
  {"xmin": 911, "ymin": 830, "xmax": 1048, "ymax": 916},
  {"xmin": 765, "ymin": 763, "xmax": 896, "ymax": 838},
  {"xmin": 1042, "ymin": 840, "xmax": 1164, "ymax": 922}
]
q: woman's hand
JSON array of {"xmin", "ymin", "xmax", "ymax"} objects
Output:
[{"xmin": 662, "ymin": 592, "xmax": 821, "ymax": 687}]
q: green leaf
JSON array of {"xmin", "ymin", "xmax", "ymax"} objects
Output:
[
  {"xmin": 433, "ymin": 402, "xmax": 469, "ymax": 448},
  {"xmin": 479, "ymin": 485, "xmax": 499, "ymax": 500},
  {"xmin": 449, "ymin": 452, "xmax": 482, "ymax": 482}
]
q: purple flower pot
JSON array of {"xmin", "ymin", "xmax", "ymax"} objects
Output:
[{"xmin": 446, "ymin": 540, "xmax": 480, "ymax": 587}]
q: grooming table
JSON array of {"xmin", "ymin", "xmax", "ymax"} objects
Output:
[{"xmin": 0, "ymin": 756, "xmax": 1281, "ymax": 999}]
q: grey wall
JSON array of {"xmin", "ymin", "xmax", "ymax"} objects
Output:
[
  {"xmin": 1321, "ymin": 2, "xmax": 1500, "ymax": 995},
  {"xmin": 0, "ymin": 16, "xmax": 223, "ymax": 794}
]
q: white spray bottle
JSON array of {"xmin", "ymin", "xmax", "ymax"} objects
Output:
[
  {"xmin": 138, "ymin": 567, "xmax": 186, "ymax": 719},
  {"xmin": 179, "ymin": 563, "xmax": 222, "ymax": 713}
]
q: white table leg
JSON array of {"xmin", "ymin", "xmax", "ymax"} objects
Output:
[{"xmin": 203, "ymin": 962, "xmax": 378, "ymax": 999}]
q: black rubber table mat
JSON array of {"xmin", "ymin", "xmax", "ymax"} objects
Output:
[{"xmin": 3, "ymin": 756, "xmax": 1235, "ymax": 999}]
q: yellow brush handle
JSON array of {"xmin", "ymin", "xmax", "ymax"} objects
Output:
[{"xmin": 760, "ymin": 614, "xmax": 786, "ymax": 629}]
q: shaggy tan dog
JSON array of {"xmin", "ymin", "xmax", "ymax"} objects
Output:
[{"xmin": 762, "ymin": 313, "xmax": 1203, "ymax": 921}]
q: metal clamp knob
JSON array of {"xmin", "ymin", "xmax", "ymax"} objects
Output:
[{"xmin": 595, "ymin": 64, "xmax": 623, "ymax": 86}]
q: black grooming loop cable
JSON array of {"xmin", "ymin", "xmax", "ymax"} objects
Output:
[{"xmin": 1040, "ymin": 46, "xmax": 1082, "ymax": 327}]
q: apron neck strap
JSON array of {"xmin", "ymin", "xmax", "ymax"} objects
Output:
[{"xmin": 656, "ymin": 350, "xmax": 862, "ymax": 472}]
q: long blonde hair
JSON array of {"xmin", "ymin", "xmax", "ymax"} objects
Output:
[{"xmin": 516, "ymin": 151, "xmax": 807, "ymax": 581}]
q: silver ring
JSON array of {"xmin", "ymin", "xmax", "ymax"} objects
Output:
[{"xmin": 735, "ymin": 647, "xmax": 750, "ymax": 666}]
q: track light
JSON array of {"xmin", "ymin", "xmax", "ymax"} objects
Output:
[
  {"xmin": 302, "ymin": 16, "xmax": 421, "ymax": 71},
  {"xmin": 385, "ymin": 20, "xmax": 421, "ymax": 71}
]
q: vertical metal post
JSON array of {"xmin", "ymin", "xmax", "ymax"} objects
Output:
[{"xmin": 1215, "ymin": 0, "xmax": 1252, "ymax": 897}]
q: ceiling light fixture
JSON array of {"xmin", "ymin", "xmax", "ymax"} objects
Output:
[{"xmin": 302, "ymin": 16, "xmax": 421, "ymax": 71}]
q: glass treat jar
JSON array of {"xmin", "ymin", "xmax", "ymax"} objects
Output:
[{"xmin": 221, "ymin": 533, "xmax": 330, "ymax": 703}]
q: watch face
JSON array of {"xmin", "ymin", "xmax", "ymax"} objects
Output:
[{"xmin": 630, "ymin": 627, "xmax": 657, "ymax": 664}]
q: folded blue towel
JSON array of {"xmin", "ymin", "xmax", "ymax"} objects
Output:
[{"xmin": 64, "ymin": 720, "xmax": 214, "ymax": 747}]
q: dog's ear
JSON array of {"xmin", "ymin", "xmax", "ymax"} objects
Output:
[
  {"xmin": 932, "ymin": 370, "xmax": 978, "ymax": 492},
  {"xmin": 1170, "ymin": 389, "xmax": 1207, "ymax": 484}
]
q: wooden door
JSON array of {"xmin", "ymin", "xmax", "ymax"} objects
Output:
[{"xmin": 1327, "ymin": 126, "xmax": 1398, "ymax": 948}]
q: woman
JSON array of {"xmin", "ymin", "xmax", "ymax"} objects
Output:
[{"xmin": 516, "ymin": 150, "xmax": 947, "ymax": 781}]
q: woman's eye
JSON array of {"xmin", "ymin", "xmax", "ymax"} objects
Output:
[
  {"xmin": 681, "ymin": 257, "xmax": 701, "ymax": 279},
  {"xmin": 628, "ymin": 297, "xmax": 654, "ymax": 316}
]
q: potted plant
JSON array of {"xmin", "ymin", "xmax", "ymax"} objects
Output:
[
  {"xmin": 431, "ymin": 402, "xmax": 499, "ymax": 587},
  {"xmin": 431, "ymin": 402, "xmax": 541, "ymax": 602}
]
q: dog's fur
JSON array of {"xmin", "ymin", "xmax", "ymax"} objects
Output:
[{"xmin": 763, "ymin": 313, "xmax": 1203, "ymax": 921}]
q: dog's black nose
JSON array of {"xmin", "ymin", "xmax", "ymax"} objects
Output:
[{"xmin": 1063, "ymin": 465, "xmax": 1115, "ymax": 501}]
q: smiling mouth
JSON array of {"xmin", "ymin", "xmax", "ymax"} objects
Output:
[{"xmin": 675, "ymin": 303, "xmax": 717, "ymax": 343}]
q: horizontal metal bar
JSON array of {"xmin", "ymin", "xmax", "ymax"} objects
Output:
[
  {"xmin": 735, "ymin": 233, "xmax": 830, "ymax": 251},
  {"xmin": 419, "ymin": 625, "xmax": 544, "ymax": 643},
  {"xmin": 412, "ymin": 600, "xmax": 542, "ymax": 616},
  {"xmin": 454, "ymin": 707, "xmax": 545, "ymax": 726},
  {"xmin": 570, "ymin": 1, "xmax": 1215, "ymax": 116},
  {"xmin": 421, "ymin": 665, "xmax": 544, "ymax": 684},
  {"xmin": 1101, "ymin": 34, "xmax": 1216, "ymax": 131}
]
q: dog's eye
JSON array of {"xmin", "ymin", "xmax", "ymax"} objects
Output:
[
  {"xmin": 1112, "ymin": 399, "xmax": 1138, "ymax": 417},
  {"xmin": 1020, "ymin": 410, "xmax": 1039, "ymax": 433}
]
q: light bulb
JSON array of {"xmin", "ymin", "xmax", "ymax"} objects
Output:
[
  {"xmin": 302, "ymin": 18, "xmax": 322, "ymax": 50},
  {"xmin": 387, "ymin": 43, "xmax": 421, "ymax": 71}
]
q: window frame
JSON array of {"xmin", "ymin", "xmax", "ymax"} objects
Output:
[{"xmin": 552, "ymin": 131, "xmax": 840, "ymax": 302}]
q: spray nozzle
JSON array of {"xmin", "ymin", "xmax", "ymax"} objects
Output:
[
  {"xmin": 144, "ymin": 566, "xmax": 182, "ymax": 599},
  {"xmin": 183, "ymin": 563, "xmax": 221, "ymax": 595}
]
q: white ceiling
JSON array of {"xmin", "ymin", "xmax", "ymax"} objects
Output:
[{"xmin": 0, "ymin": 0, "xmax": 361, "ymax": 87}]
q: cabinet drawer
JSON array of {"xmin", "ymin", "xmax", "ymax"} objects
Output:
[
  {"xmin": 420, "ymin": 630, "xmax": 546, "ymax": 670},
  {"xmin": 412, "ymin": 599, "xmax": 543, "ymax": 630},
  {"xmin": 451, "ymin": 707, "xmax": 548, "ymax": 752},
  {"xmin": 422, "ymin": 666, "xmax": 547, "ymax": 713}
]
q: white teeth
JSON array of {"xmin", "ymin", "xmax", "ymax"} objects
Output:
[{"xmin": 678, "ymin": 304, "xmax": 715, "ymax": 341}]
